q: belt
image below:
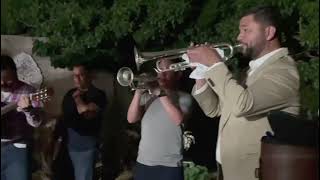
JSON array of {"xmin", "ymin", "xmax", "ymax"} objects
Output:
[{"xmin": 1, "ymin": 137, "xmax": 24, "ymax": 147}]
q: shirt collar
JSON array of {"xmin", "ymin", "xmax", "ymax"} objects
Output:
[{"xmin": 248, "ymin": 48, "xmax": 284, "ymax": 75}]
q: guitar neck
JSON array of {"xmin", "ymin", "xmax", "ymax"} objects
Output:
[{"xmin": 1, "ymin": 87, "xmax": 53, "ymax": 117}]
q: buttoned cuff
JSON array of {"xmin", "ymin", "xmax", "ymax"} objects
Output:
[{"xmin": 204, "ymin": 62, "xmax": 230, "ymax": 89}]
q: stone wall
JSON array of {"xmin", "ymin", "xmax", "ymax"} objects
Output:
[
  {"xmin": 1, "ymin": 35, "xmax": 134, "ymax": 179},
  {"xmin": 1, "ymin": 35, "xmax": 131, "ymax": 117}
]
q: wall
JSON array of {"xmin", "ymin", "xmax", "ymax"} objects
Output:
[
  {"xmin": 1, "ymin": 35, "xmax": 132, "ymax": 121},
  {"xmin": 1, "ymin": 35, "xmax": 139, "ymax": 178}
]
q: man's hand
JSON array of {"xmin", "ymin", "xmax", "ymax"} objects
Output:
[
  {"xmin": 72, "ymin": 90, "xmax": 89, "ymax": 114},
  {"xmin": 187, "ymin": 45, "xmax": 222, "ymax": 66},
  {"xmin": 87, "ymin": 103, "xmax": 99, "ymax": 112},
  {"xmin": 195, "ymin": 79, "xmax": 207, "ymax": 90},
  {"xmin": 17, "ymin": 95, "xmax": 31, "ymax": 109},
  {"xmin": 72, "ymin": 90, "xmax": 85, "ymax": 105},
  {"xmin": 72, "ymin": 89, "xmax": 82, "ymax": 99},
  {"xmin": 82, "ymin": 103, "xmax": 99, "ymax": 119},
  {"xmin": 150, "ymin": 87, "xmax": 161, "ymax": 96},
  {"xmin": 77, "ymin": 104, "xmax": 88, "ymax": 114},
  {"xmin": 148, "ymin": 87, "xmax": 168, "ymax": 97}
]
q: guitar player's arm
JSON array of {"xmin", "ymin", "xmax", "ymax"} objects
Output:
[{"xmin": 18, "ymin": 95, "xmax": 43, "ymax": 127}]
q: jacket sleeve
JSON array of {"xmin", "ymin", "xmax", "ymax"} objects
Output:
[
  {"xmin": 204, "ymin": 63, "xmax": 299, "ymax": 118},
  {"xmin": 192, "ymin": 84, "xmax": 222, "ymax": 118}
]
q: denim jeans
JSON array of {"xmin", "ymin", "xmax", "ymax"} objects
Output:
[
  {"xmin": 1, "ymin": 144, "xmax": 28, "ymax": 180},
  {"xmin": 67, "ymin": 128, "xmax": 97, "ymax": 180},
  {"xmin": 68, "ymin": 148, "xmax": 96, "ymax": 180}
]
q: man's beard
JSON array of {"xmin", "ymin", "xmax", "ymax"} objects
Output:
[
  {"xmin": 242, "ymin": 46, "xmax": 255, "ymax": 59},
  {"xmin": 242, "ymin": 46, "xmax": 263, "ymax": 60}
]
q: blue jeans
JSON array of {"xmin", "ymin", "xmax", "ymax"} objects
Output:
[
  {"xmin": 1, "ymin": 144, "xmax": 28, "ymax": 180},
  {"xmin": 68, "ymin": 148, "xmax": 96, "ymax": 180},
  {"xmin": 67, "ymin": 128, "xmax": 97, "ymax": 180}
]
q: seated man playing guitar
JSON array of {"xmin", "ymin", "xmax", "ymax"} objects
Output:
[{"xmin": 1, "ymin": 55, "xmax": 45, "ymax": 180}]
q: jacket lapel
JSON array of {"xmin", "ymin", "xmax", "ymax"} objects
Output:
[{"xmin": 220, "ymin": 48, "xmax": 289, "ymax": 132}]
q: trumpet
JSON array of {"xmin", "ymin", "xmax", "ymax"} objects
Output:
[
  {"xmin": 134, "ymin": 43, "xmax": 244, "ymax": 72},
  {"xmin": 117, "ymin": 67, "xmax": 158, "ymax": 93}
]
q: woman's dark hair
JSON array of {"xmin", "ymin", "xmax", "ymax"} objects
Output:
[{"xmin": 1, "ymin": 55, "xmax": 17, "ymax": 72}]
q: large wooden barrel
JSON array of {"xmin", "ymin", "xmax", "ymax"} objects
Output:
[{"xmin": 259, "ymin": 141, "xmax": 318, "ymax": 180}]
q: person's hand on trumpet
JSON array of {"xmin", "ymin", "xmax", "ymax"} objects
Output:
[
  {"xmin": 187, "ymin": 43, "xmax": 223, "ymax": 67},
  {"xmin": 147, "ymin": 82, "xmax": 168, "ymax": 97},
  {"xmin": 133, "ymin": 72, "xmax": 160, "ymax": 95}
]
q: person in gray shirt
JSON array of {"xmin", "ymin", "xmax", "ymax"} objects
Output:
[{"xmin": 127, "ymin": 59, "xmax": 193, "ymax": 180}]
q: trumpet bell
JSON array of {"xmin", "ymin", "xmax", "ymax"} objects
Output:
[
  {"xmin": 117, "ymin": 66, "xmax": 159, "ymax": 93},
  {"xmin": 117, "ymin": 67, "xmax": 134, "ymax": 87}
]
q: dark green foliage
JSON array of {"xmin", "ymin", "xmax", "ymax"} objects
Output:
[
  {"xmin": 184, "ymin": 161, "xmax": 213, "ymax": 180},
  {"xmin": 2, "ymin": 0, "xmax": 319, "ymax": 115},
  {"xmin": 298, "ymin": 59, "xmax": 319, "ymax": 117}
]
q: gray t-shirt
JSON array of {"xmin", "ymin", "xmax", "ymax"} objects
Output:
[{"xmin": 137, "ymin": 91, "xmax": 192, "ymax": 167}]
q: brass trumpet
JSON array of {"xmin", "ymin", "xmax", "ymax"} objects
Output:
[
  {"xmin": 134, "ymin": 43, "xmax": 244, "ymax": 72},
  {"xmin": 117, "ymin": 67, "xmax": 158, "ymax": 93}
]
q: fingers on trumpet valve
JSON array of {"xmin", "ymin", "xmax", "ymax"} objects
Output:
[
  {"xmin": 189, "ymin": 42, "xmax": 203, "ymax": 48},
  {"xmin": 189, "ymin": 42, "xmax": 195, "ymax": 47}
]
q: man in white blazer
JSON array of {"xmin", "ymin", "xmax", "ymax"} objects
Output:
[{"xmin": 187, "ymin": 6, "xmax": 300, "ymax": 180}]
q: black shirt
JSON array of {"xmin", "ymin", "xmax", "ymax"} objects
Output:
[{"xmin": 62, "ymin": 85, "xmax": 107, "ymax": 137}]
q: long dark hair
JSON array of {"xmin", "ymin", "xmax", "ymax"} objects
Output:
[{"xmin": 1, "ymin": 55, "xmax": 17, "ymax": 72}]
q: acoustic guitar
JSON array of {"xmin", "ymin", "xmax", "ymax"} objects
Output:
[{"xmin": 1, "ymin": 87, "xmax": 54, "ymax": 117}]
